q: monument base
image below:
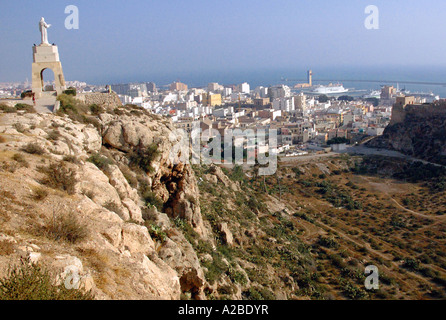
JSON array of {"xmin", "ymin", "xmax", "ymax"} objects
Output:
[{"xmin": 31, "ymin": 45, "xmax": 66, "ymax": 99}]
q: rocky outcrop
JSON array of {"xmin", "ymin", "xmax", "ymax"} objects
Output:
[
  {"xmin": 158, "ymin": 232, "xmax": 206, "ymax": 299},
  {"xmin": 368, "ymin": 101, "xmax": 446, "ymax": 165},
  {"xmin": 0, "ymin": 108, "xmax": 206, "ymax": 300},
  {"xmin": 100, "ymin": 113, "xmax": 205, "ymax": 235}
]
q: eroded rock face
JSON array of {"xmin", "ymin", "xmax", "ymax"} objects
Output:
[
  {"xmin": 158, "ymin": 232, "xmax": 206, "ymax": 298},
  {"xmin": 0, "ymin": 110, "xmax": 207, "ymax": 300},
  {"xmin": 217, "ymin": 222, "xmax": 233, "ymax": 247},
  {"xmin": 368, "ymin": 103, "xmax": 446, "ymax": 165},
  {"xmin": 161, "ymin": 163, "xmax": 204, "ymax": 235},
  {"xmin": 100, "ymin": 113, "xmax": 205, "ymax": 235}
]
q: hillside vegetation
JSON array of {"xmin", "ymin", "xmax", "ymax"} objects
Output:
[{"xmin": 0, "ymin": 98, "xmax": 445, "ymax": 300}]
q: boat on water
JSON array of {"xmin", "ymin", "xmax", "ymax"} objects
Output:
[
  {"xmin": 362, "ymin": 90, "xmax": 381, "ymax": 99},
  {"xmin": 312, "ymin": 83, "xmax": 348, "ymax": 94}
]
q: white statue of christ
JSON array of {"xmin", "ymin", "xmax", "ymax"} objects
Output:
[{"xmin": 39, "ymin": 17, "xmax": 51, "ymax": 45}]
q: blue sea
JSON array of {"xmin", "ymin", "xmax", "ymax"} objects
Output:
[{"xmin": 117, "ymin": 65, "xmax": 446, "ymax": 98}]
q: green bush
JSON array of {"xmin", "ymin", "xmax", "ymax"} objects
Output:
[
  {"xmin": 0, "ymin": 258, "xmax": 93, "ymax": 300},
  {"xmin": 343, "ymin": 282, "xmax": 367, "ymax": 300},
  {"xmin": 242, "ymin": 287, "xmax": 276, "ymax": 300},
  {"xmin": 129, "ymin": 144, "xmax": 160, "ymax": 173},
  {"xmin": 87, "ymin": 153, "xmax": 113, "ymax": 170},
  {"xmin": 143, "ymin": 191, "xmax": 164, "ymax": 211},
  {"xmin": 15, "ymin": 103, "xmax": 36, "ymax": 113},
  {"xmin": 147, "ymin": 224, "xmax": 167, "ymax": 243},
  {"xmin": 230, "ymin": 165, "xmax": 245, "ymax": 182},
  {"xmin": 402, "ymin": 258, "xmax": 420, "ymax": 271},
  {"xmin": 0, "ymin": 104, "xmax": 16, "ymax": 113},
  {"xmin": 57, "ymin": 94, "xmax": 88, "ymax": 115},
  {"xmin": 89, "ymin": 104, "xmax": 103, "ymax": 115},
  {"xmin": 317, "ymin": 236, "xmax": 339, "ymax": 249},
  {"xmin": 63, "ymin": 87, "xmax": 77, "ymax": 96}
]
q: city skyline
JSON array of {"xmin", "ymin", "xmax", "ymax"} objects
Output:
[{"xmin": 1, "ymin": 0, "xmax": 446, "ymax": 85}]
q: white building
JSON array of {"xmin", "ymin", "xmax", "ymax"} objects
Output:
[
  {"xmin": 223, "ymin": 87, "xmax": 233, "ymax": 97},
  {"xmin": 269, "ymin": 85, "xmax": 291, "ymax": 100},
  {"xmin": 237, "ymin": 82, "xmax": 250, "ymax": 94},
  {"xmin": 254, "ymin": 86, "xmax": 269, "ymax": 98},
  {"xmin": 208, "ymin": 83, "xmax": 224, "ymax": 92},
  {"xmin": 273, "ymin": 97, "xmax": 295, "ymax": 112}
]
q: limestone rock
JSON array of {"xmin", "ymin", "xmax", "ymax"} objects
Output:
[
  {"xmin": 121, "ymin": 198, "xmax": 143, "ymax": 223},
  {"xmin": 104, "ymin": 165, "xmax": 139, "ymax": 203},
  {"xmin": 139, "ymin": 253, "xmax": 181, "ymax": 300},
  {"xmin": 158, "ymin": 233, "xmax": 206, "ymax": 297},
  {"xmin": 76, "ymin": 162, "xmax": 127, "ymax": 218},
  {"xmin": 218, "ymin": 222, "xmax": 233, "ymax": 247},
  {"xmin": 121, "ymin": 223, "xmax": 155, "ymax": 255}
]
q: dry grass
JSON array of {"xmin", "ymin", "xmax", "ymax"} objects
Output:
[
  {"xmin": 0, "ymin": 241, "xmax": 15, "ymax": 256},
  {"xmin": 21, "ymin": 143, "xmax": 45, "ymax": 155},
  {"xmin": 0, "ymin": 136, "xmax": 6, "ymax": 143},
  {"xmin": 32, "ymin": 187, "xmax": 49, "ymax": 201},
  {"xmin": 0, "ymin": 258, "xmax": 94, "ymax": 300},
  {"xmin": 76, "ymin": 248, "xmax": 109, "ymax": 274},
  {"xmin": 12, "ymin": 153, "xmax": 29, "ymax": 168},
  {"xmin": 39, "ymin": 163, "xmax": 77, "ymax": 195},
  {"xmin": 40, "ymin": 212, "xmax": 88, "ymax": 244}
]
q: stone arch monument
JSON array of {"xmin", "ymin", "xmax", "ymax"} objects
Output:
[{"xmin": 32, "ymin": 17, "xmax": 66, "ymax": 99}]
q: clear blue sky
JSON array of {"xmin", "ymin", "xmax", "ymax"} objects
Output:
[{"xmin": 1, "ymin": 0, "xmax": 446, "ymax": 85}]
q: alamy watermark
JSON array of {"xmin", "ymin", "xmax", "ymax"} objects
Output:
[
  {"xmin": 364, "ymin": 5, "xmax": 379, "ymax": 30},
  {"xmin": 65, "ymin": 5, "xmax": 79, "ymax": 30},
  {"xmin": 63, "ymin": 265, "xmax": 81, "ymax": 290},
  {"xmin": 364, "ymin": 265, "xmax": 379, "ymax": 290},
  {"xmin": 169, "ymin": 122, "xmax": 278, "ymax": 176}
]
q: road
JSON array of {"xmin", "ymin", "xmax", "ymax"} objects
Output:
[
  {"xmin": 1, "ymin": 97, "xmax": 56, "ymax": 114},
  {"xmin": 280, "ymin": 145, "xmax": 445, "ymax": 168}
]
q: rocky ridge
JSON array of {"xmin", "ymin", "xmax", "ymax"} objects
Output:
[
  {"xmin": 368, "ymin": 101, "xmax": 446, "ymax": 165},
  {"xmin": 0, "ymin": 105, "xmax": 208, "ymax": 299}
]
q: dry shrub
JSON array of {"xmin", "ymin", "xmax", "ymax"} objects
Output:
[
  {"xmin": 39, "ymin": 163, "xmax": 77, "ymax": 195},
  {"xmin": 13, "ymin": 123, "xmax": 26, "ymax": 133},
  {"xmin": 103, "ymin": 201, "xmax": 125, "ymax": 217},
  {"xmin": 41, "ymin": 212, "xmax": 88, "ymax": 244},
  {"xmin": 0, "ymin": 241, "xmax": 15, "ymax": 256},
  {"xmin": 12, "ymin": 153, "xmax": 29, "ymax": 168},
  {"xmin": 21, "ymin": 143, "xmax": 45, "ymax": 155},
  {"xmin": 62, "ymin": 155, "xmax": 79, "ymax": 164},
  {"xmin": 46, "ymin": 130, "xmax": 61, "ymax": 141},
  {"xmin": 0, "ymin": 161, "xmax": 19, "ymax": 173},
  {"xmin": 32, "ymin": 187, "xmax": 49, "ymax": 201},
  {"xmin": 75, "ymin": 248, "xmax": 109, "ymax": 274},
  {"xmin": 0, "ymin": 257, "xmax": 94, "ymax": 300}
]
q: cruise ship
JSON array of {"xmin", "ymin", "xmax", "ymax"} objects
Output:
[{"xmin": 312, "ymin": 83, "xmax": 348, "ymax": 94}]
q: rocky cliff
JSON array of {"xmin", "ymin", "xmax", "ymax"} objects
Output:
[
  {"xmin": 368, "ymin": 101, "xmax": 446, "ymax": 165},
  {"xmin": 0, "ymin": 99, "xmax": 313, "ymax": 300},
  {"xmin": 0, "ymin": 102, "xmax": 207, "ymax": 299},
  {"xmin": 2, "ymin": 100, "xmax": 445, "ymax": 300}
]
